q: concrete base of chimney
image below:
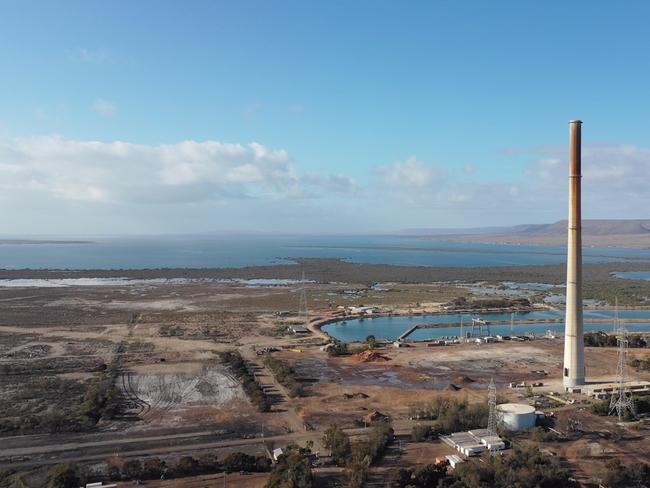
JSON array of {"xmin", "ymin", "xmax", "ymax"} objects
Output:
[{"xmin": 563, "ymin": 377, "xmax": 585, "ymax": 389}]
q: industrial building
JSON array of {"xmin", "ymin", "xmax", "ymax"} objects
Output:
[
  {"xmin": 582, "ymin": 380, "xmax": 650, "ymax": 399},
  {"xmin": 445, "ymin": 454, "xmax": 464, "ymax": 469},
  {"xmin": 440, "ymin": 429, "xmax": 505, "ymax": 456}
]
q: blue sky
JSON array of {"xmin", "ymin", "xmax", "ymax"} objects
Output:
[{"xmin": 1, "ymin": 1, "xmax": 650, "ymax": 235}]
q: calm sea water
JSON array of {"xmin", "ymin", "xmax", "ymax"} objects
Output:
[
  {"xmin": 322, "ymin": 310, "xmax": 650, "ymax": 341},
  {"xmin": 2, "ymin": 235, "xmax": 650, "ymax": 270}
]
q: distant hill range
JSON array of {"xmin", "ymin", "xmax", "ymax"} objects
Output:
[{"xmin": 404, "ymin": 220, "xmax": 650, "ymax": 248}]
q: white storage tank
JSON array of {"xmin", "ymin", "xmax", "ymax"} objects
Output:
[{"xmin": 497, "ymin": 403, "xmax": 536, "ymax": 431}]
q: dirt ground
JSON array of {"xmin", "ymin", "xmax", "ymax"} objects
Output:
[{"xmin": 2, "ymin": 277, "xmax": 650, "ymax": 486}]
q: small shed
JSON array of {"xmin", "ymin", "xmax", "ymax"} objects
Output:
[
  {"xmin": 288, "ymin": 325, "xmax": 310, "ymax": 334},
  {"xmin": 445, "ymin": 454, "xmax": 464, "ymax": 469}
]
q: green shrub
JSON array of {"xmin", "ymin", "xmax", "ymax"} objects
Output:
[
  {"xmin": 220, "ymin": 351, "xmax": 270, "ymax": 411},
  {"xmin": 265, "ymin": 444, "xmax": 312, "ymax": 488},
  {"xmin": 264, "ymin": 356, "xmax": 305, "ymax": 398},
  {"xmin": 48, "ymin": 463, "xmax": 80, "ymax": 488},
  {"xmin": 322, "ymin": 424, "xmax": 351, "ymax": 466},
  {"xmin": 410, "ymin": 424, "xmax": 432, "ymax": 442}
]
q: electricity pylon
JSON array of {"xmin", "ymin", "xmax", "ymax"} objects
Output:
[
  {"xmin": 609, "ymin": 300, "xmax": 635, "ymax": 421},
  {"xmin": 487, "ymin": 378, "xmax": 498, "ymax": 435}
]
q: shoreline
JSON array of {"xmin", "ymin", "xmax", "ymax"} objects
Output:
[
  {"xmin": 0, "ymin": 239, "xmax": 92, "ymax": 245},
  {"xmin": 2, "ymin": 258, "xmax": 650, "ymax": 283}
]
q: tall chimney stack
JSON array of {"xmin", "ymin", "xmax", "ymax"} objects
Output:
[{"xmin": 563, "ymin": 120, "xmax": 585, "ymax": 389}]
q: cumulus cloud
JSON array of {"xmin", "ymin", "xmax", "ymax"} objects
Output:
[
  {"xmin": 302, "ymin": 172, "xmax": 360, "ymax": 196},
  {"xmin": 1, "ymin": 135, "xmax": 647, "ymax": 233},
  {"xmin": 368, "ymin": 144, "xmax": 650, "ymax": 225},
  {"xmin": 376, "ymin": 156, "xmax": 447, "ymax": 189},
  {"xmin": 92, "ymin": 98, "xmax": 117, "ymax": 118},
  {"xmin": 0, "ymin": 136, "xmax": 311, "ymax": 205},
  {"xmin": 526, "ymin": 144, "xmax": 650, "ymax": 197}
]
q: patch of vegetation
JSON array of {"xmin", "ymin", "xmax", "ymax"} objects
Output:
[
  {"xmin": 223, "ymin": 452, "xmax": 271, "ymax": 473},
  {"xmin": 392, "ymin": 463, "xmax": 449, "ymax": 488},
  {"xmin": 265, "ymin": 444, "xmax": 313, "ymax": 488},
  {"xmin": 264, "ymin": 356, "xmax": 305, "ymax": 397},
  {"xmin": 0, "ymin": 469, "xmax": 16, "ymax": 487},
  {"xmin": 101, "ymin": 452, "xmax": 270, "ymax": 483},
  {"xmin": 220, "ymin": 351, "xmax": 270, "ymax": 412},
  {"xmin": 125, "ymin": 339, "xmax": 155, "ymax": 353},
  {"xmin": 322, "ymin": 424, "xmax": 351, "ymax": 466},
  {"xmin": 408, "ymin": 397, "xmax": 488, "ymax": 434},
  {"xmin": 411, "ymin": 424, "xmax": 434, "ymax": 442},
  {"xmin": 455, "ymin": 446, "xmax": 579, "ymax": 487},
  {"xmin": 600, "ymin": 459, "xmax": 650, "ymax": 488},
  {"xmin": 585, "ymin": 331, "xmax": 648, "ymax": 348},
  {"xmin": 79, "ymin": 369, "xmax": 124, "ymax": 425},
  {"xmin": 591, "ymin": 395, "xmax": 650, "ymax": 418},
  {"xmin": 630, "ymin": 357, "xmax": 650, "ymax": 370},
  {"xmin": 530, "ymin": 426, "xmax": 566, "ymax": 442},
  {"xmin": 159, "ymin": 324, "xmax": 185, "ymax": 337},
  {"xmin": 584, "ymin": 280, "xmax": 650, "ymax": 307},
  {"xmin": 260, "ymin": 323, "xmax": 292, "ymax": 337},
  {"xmin": 345, "ymin": 422, "xmax": 394, "ymax": 488},
  {"xmin": 48, "ymin": 463, "xmax": 80, "ymax": 488},
  {"xmin": 448, "ymin": 296, "xmax": 531, "ymax": 310},
  {"xmin": 327, "ymin": 340, "xmax": 350, "ymax": 356}
]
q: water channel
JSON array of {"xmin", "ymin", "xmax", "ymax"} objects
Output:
[{"xmin": 321, "ymin": 309, "xmax": 650, "ymax": 342}]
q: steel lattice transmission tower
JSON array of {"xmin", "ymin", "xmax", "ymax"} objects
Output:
[
  {"xmin": 487, "ymin": 378, "xmax": 498, "ymax": 435},
  {"xmin": 609, "ymin": 305, "xmax": 635, "ymax": 421},
  {"xmin": 471, "ymin": 318, "xmax": 490, "ymax": 337},
  {"xmin": 298, "ymin": 271, "xmax": 309, "ymax": 324}
]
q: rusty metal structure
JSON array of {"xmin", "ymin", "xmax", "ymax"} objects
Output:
[{"xmin": 563, "ymin": 120, "xmax": 586, "ymax": 389}]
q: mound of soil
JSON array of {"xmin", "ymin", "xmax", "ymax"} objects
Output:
[
  {"xmin": 354, "ymin": 350, "xmax": 390, "ymax": 363},
  {"xmin": 457, "ymin": 375, "xmax": 476, "ymax": 384},
  {"xmin": 343, "ymin": 392, "xmax": 370, "ymax": 400}
]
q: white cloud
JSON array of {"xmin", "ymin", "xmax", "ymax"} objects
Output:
[
  {"xmin": 525, "ymin": 144, "xmax": 650, "ymax": 201},
  {"xmin": 376, "ymin": 156, "xmax": 447, "ymax": 189},
  {"xmin": 92, "ymin": 98, "xmax": 117, "ymax": 118},
  {"xmin": 1, "ymin": 135, "xmax": 648, "ymax": 233},
  {"xmin": 302, "ymin": 172, "xmax": 360, "ymax": 195},
  {"xmin": 0, "ymin": 136, "xmax": 361, "ymax": 207},
  {"xmin": 367, "ymin": 143, "xmax": 650, "ymax": 225}
]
